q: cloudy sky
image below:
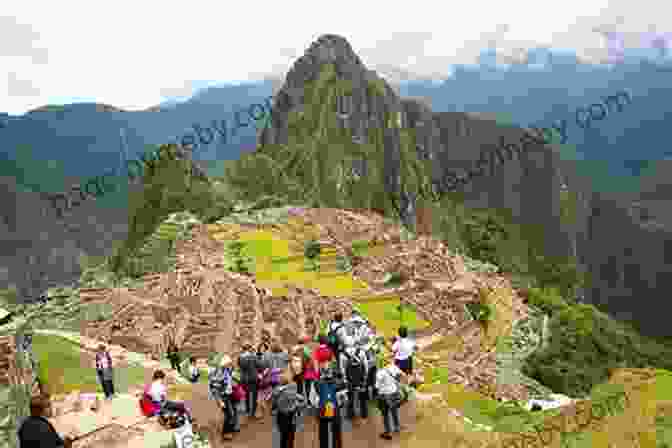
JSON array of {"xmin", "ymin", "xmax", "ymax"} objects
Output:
[{"xmin": 1, "ymin": 0, "xmax": 670, "ymax": 115}]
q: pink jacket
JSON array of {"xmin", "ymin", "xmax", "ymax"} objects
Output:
[
  {"xmin": 303, "ymin": 353, "xmax": 320, "ymax": 380},
  {"xmin": 143, "ymin": 383, "xmax": 161, "ymax": 415}
]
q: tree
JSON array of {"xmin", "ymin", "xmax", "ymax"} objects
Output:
[
  {"xmin": 304, "ymin": 240, "xmax": 321, "ymax": 272},
  {"xmin": 109, "ymin": 144, "xmax": 215, "ymax": 276}
]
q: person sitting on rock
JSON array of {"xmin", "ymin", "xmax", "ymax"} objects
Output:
[{"xmin": 145, "ymin": 370, "xmax": 190, "ymax": 420}]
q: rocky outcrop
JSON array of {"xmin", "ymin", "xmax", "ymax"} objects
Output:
[{"xmin": 260, "ymin": 34, "xmax": 570, "ymax": 259}]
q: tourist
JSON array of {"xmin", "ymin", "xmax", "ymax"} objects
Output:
[
  {"xmin": 238, "ymin": 343, "xmax": 262, "ymax": 419},
  {"xmin": 18, "ymin": 395, "xmax": 74, "ymax": 448},
  {"xmin": 316, "ymin": 363, "xmax": 346, "ymax": 448},
  {"xmin": 361, "ymin": 335, "xmax": 381, "ymax": 400},
  {"xmin": 184, "ymin": 356, "xmax": 201, "ymax": 383},
  {"xmin": 146, "ymin": 370, "xmax": 190, "ymax": 418},
  {"xmin": 302, "ymin": 337, "xmax": 321, "ymax": 407},
  {"xmin": 327, "ymin": 313, "xmax": 347, "ymax": 370},
  {"xmin": 314, "ymin": 334, "xmax": 335, "ymax": 368},
  {"xmin": 208, "ymin": 355, "xmax": 238, "ymax": 440},
  {"xmin": 256, "ymin": 344, "xmax": 274, "ymax": 419},
  {"xmin": 348, "ymin": 310, "xmax": 372, "ymax": 344},
  {"xmin": 339, "ymin": 341, "xmax": 369, "ymax": 419},
  {"xmin": 290, "ymin": 336, "xmax": 310, "ymax": 396},
  {"xmin": 167, "ymin": 341, "xmax": 180, "ymax": 371},
  {"xmin": 392, "ymin": 326, "xmax": 416, "ymax": 375},
  {"xmin": 268, "ymin": 340, "xmax": 290, "ymax": 388},
  {"xmin": 95, "ymin": 344, "xmax": 115, "ymax": 400},
  {"xmin": 271, "ymin": 368, "xmax": 307, "ymax": 448},
  {"xmin": 375, "ymin": 360, "xmax": 406, "ymax": 440}
]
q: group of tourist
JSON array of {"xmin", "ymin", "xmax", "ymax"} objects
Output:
[
  {"xmin": 200, "ymin": 310, "xmax": 419, "ymax": 446},
  {"xmin": 17, "ymin": 310, "xmax": 418, "ymax": 448}
]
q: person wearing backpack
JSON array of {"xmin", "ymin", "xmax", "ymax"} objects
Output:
[
  {"xmin": 340, "ymin": 344, "xmax": 369, "ymax": 419},
  {"xmin": 316, "ymin": 364, "xmax": 346, "ymax": 448},
  {"xmin": 272, "ymin": 369, "xmax": 307, "ymax": 448},
  {"xmin": 268, "ymin": 341, "xmax": 290, "ymax": 388},
  {"xmin": 238, "ymin": 343, "xmax": 262, "ymax": 419},
  {"xmin": 327, "ymin": 313, "xmax": 347, "ymax": 370},
  {"xmin": 375, "ymin": 360, "xmax": 407, "ymax": 440},
  {"xmin": 208, "ymin": 355, "xmax": 238, "ymax": 440}
]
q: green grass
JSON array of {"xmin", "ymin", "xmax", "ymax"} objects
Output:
[
  {"xmin": 32, "ymin": 334, "xmax": 146, "ymax": 396},
  {"xmin": 357, "ymin": 298, "xmax": 430, "ymax": 338}
]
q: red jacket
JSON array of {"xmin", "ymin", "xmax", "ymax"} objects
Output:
[{"xmin": 313, "ymin": 344, "xmax": 334, "ymax": 365}]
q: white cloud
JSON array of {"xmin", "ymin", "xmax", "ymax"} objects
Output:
[{"xmin": 1, "ymin": 0, "xmax": 671, "ymax": 114}]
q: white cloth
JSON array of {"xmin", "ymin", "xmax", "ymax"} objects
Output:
[
  {"xmin": 174, "ymin": 420, "xmax": 194, "ymax": 448},
  {"xmin": 148, "ymin": 380, "xmax": 167, "ymax": 403},
  {"xmin": 376, "ymin": 365, "xmax": 402, "ymax": 395},
  {"xmin": 392, "ymin": 337, "xmax": 415, "ymax": 360}
]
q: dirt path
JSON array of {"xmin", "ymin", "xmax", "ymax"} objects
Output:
[{"xmin": 212, "ymin": 400, "xmax": 418, "ymax": 448}]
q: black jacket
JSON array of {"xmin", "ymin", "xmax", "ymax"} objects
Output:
[{"xmin": 238, "ymin": 351, "xmax": 261, "ymax": 384}]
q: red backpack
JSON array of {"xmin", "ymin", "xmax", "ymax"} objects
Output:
[
  {"xmin": 139, "ymin": 384, "xmax": 160, "ymax": 417},
  {"xmin": 232, "ymin": 383, "xmax": 247, "ymax": 401}
]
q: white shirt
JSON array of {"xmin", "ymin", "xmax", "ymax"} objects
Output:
[
  {"xmin": 392, "ymin": 337, "xmax": 415, "ymax": 360},
  {"xmin": 148, "ymin": 380, "xmax": 167, "ymax": 403},
  {"xmin": 375, "ymin": 365, "xmax": 402, "ymax": 395}
]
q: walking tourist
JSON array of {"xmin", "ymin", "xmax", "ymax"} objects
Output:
[
  {"xmin": 375, "ymin": 360, "xmax": 406, "ymax": 440},
  {"xmin": 302, "ymin": 337, "xmax": 321, "ymax": 407},
  {"xmin": 238, "ymin": 343, "xmax": 262, "ymax": 419},
  {"xmin": 340, "ymin": 342, "xmax": 369, "ymax": 419},
  {"xmin": 289, "ymin": 336, "xmax": 309, "ymax": 396},
  {"xmin": 272, "ymin": 368, "xmax": 307, "ymax": 448},
  {"xmin": 183, "ymin": 356, "xmax": 201, "ymax": 383},
  {"xmin": 95, "ymin": 344, "xmax": 115, "ymax": 400},
  {"xmin": 256, "ymin": 348, "xmax": 274, "ymax": 419},
  {"xmin": 167, "ymin": 341, "xmax": 180, "ymax": 371},
  {"xmin": 392, "ymin": 326, "xmax": 416, "ymax": 375},
  {"xmin": 18, "ymin": 395, "xmax": 74, "ymax": 448},
  {"xmin": 208, "ymin": 355, "xmax": 238, "ymax": 441},
  {"xmin": 316, "ymin": 363, "xmax": 346, "ymax": 448},
  {"xmin": 268, "ymin": 340, "xmax": 290, "ymax": 389}
]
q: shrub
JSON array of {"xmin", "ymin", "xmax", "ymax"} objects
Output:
[
  {"xmin": 465, "ymin": 302, "xmax": 493, "ymax": 323},
  {"xmin": 304, "ymin": 240, "xmax": 321, "ymax": 271},
  {"xmin": 525, "ymin": 287, "xmax": 570, "ymax": 317},
  {"xmin": 384, "ymin": 271, "xmax": 405, "ymax": 287},
  {"xmin": 522, "ymin": 302, "xmax": 672, "ymax": 397}
]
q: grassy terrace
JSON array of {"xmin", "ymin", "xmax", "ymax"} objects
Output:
[{"xmin": 33, "ymin": 333, "xmax": 146, "ymax": 397}]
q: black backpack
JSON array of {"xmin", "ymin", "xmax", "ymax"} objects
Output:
[
  {"xmin": 275, "ymin": 385, "xmax": 306, "ymax": 415},
  {"xmin": 327, "ymin": 323, "xmax": 343, "ymax": 352},
  {"xmin": 344, "ymin": 350, "xmax": 366, "ymax": 388}
]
